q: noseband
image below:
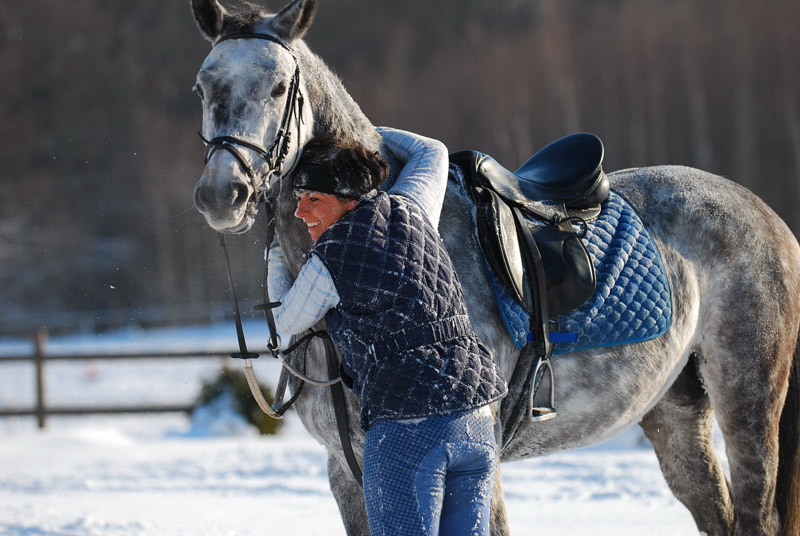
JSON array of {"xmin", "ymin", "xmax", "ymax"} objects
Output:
[{"xmin": 199, "ymin": 32, "xmax": 305, "ymax": 199}]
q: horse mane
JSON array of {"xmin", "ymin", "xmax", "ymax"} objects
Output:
[
  {"xmin": 275, "ymin": 43, "xmax": 408, "ymax": 275},
  {"xmin": 212, "ymin": 1, "xmax": 401, "ymax": 269},
  {"xmin": 294, "ymin": 47, "xmax": 382, "ymax": 151},
  {"xmin": 218, "ymin": 1, "xmax": 271, "ymax": 35}
]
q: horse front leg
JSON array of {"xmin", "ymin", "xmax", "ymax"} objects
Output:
[
  {"xmin": 327, "ymin": 452, "xmax": 369, "ymax": 536},
  {"xmin": 490, "ymin": 465, "xmax": 511, "ymax": 536}
]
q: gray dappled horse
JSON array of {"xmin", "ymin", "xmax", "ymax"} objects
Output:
[{"xmin": 189, "ymin": 0, "xmax": 800, "ymax": 534}]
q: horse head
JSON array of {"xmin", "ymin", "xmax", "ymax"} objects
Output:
[{"xmin": 191, "ymin": 0, "xmax": 317, "ymax": 233}]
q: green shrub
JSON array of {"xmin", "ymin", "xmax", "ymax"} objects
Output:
[{"xmin": 194, "ymin": 365, "xmax": 283, "ymax": 435}]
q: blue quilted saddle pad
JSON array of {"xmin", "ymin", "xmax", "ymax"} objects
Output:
[{"xmin": 481, "ymin": 190, "xmax": 672, "ymax": 353}]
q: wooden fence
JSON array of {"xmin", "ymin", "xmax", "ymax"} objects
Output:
[{"xmin": 0, "ymin": 329, "xmax": 234, "ymax": 429}]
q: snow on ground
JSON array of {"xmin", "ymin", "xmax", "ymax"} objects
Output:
[{"xmin": 0, "ymin": 322, "xmax": 713, "ymax": 535}]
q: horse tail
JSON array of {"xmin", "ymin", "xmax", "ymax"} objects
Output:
[{"xmin": 778, "ymin": 325, "xmax": 800, "ymax": 536}]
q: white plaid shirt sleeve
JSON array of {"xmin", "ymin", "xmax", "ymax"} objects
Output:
[
  {"xmin": 268, "ymin": 245, "xmax": 340, "ymax": 340},
  {"xmin": 378, "ymin": 126, "xmax": 449, "ymax": 229}
]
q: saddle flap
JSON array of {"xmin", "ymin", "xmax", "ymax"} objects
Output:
[
  {"xmin": 528, "ymin": 221, "xmax": 596, "ymax": 316},
  {"xmin": 475, "ymin": 187, "xmax": 531, "ymax": 312}
]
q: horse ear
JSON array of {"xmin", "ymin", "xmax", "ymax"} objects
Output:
[
  {"xmin": 191, "ymin": 0, "xmax": 227, "ymax": 42},
  {"xmin": 271, "ymin": 0, "xmax": 318, "ymax": 42}
]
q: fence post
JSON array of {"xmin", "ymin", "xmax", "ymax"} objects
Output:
[{"xmin": 34, "ymin": 328, "xmax": 48, "ymax": 429}]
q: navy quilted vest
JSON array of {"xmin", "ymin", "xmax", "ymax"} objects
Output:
[{"xmin": 311, "ymin": 191, "xmax": 507, "ymax": 430}]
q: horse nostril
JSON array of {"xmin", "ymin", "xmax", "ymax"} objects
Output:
[
  {"xmin": 194, "ymin": 183, "xmax": 212, "ymax": 211},
  {"xmin": 229, "ymin": 182, "xmax": 251, "ymax": 206}
]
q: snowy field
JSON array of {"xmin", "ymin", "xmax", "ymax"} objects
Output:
[{"xmin": 0, "ymin": 322, "xmax": 712, "ymax": 535}]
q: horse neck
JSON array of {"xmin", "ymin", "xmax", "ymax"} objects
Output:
[{"xmin": 297, "ymin": 44, "xmax": 381, "ymax": 151}]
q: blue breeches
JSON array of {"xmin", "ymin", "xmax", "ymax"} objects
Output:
[{"xmin": 363, "ymin": 407, "xmax": 497, "ymax": 536}]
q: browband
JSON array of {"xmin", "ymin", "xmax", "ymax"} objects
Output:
[{"xmin": 214, "ymin": 32, "xmax": 293, "ymax": 54}]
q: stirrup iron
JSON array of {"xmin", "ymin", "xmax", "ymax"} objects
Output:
[{"xmin": 529, "ymin": 357, "xmax": 557, "ymax": 422}]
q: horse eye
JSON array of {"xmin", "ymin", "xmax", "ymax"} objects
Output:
[
  {"xmin": 193, "ymin": 83, "xmax": 204, "ymax": 100},
  {"xmin": 272, "ymin": 82, "xmax": 287, "ymax": 97}
]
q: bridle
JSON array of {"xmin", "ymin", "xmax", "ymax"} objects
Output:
[
  {"xmin": 199, "ymin": 32, "xmax": 305, "ymax": 201},
  {"xmin": 199, "ymin": 32, "xmax": 364, "ymax": 485},
  {"xmin": 200, "ymin": 30, "xmax": 305, "ymax": 359},
  {"xmin": 204, "ymin": 31, "xmax": 309, "ymax": 389}
]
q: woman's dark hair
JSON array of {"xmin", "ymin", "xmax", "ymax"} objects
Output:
[{"xmin": 293, "ymin": 137, "xmax": 389, "ymax": 199}]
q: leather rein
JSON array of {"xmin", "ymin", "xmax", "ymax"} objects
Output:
[{"xmin": 201, "ymin": 32, "xmax": 364, "ymax": 486}]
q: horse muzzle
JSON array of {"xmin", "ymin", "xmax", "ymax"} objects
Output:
[{"xmin": 193, "ymin": 172, "xmax": 258, "ymax": 233}]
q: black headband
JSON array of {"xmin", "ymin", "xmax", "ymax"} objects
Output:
[{"xmin": 293, "ymin": 163, "xmax": 364, "ymax": 199}]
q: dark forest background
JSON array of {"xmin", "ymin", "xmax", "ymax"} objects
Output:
[{"xmin": 1, "ymin": 0, "xmax": 799, "ymax": 336}]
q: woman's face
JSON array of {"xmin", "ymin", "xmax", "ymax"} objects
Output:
[{"xmin": 294, "ymin": 190, "xmax": 358, "ymax": 242}]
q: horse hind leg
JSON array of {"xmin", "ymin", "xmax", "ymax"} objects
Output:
[
  {"xmin": 697, "ymin": 315, "xmax": 796, "ymax": 535},
  {"xmin": 777, "ymin": 336, "xmax": 800, "ymax": 536},
  {"xmin": 640, "ymin": 355, "xmax": 735, "ymax": 535}
]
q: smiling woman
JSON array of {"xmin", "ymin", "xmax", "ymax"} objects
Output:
[{"xmin": 290, "ymin": 136, "xmax": 385, "ymax": 242}]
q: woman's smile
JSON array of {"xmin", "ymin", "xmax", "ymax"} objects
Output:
[{"xmin": 294, "ymin": 190, "xmax": 358, "ymax": 241}]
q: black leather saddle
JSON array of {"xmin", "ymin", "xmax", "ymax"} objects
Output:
[
  {"xmin": 452, "ymin": 133, "xmax": 608, "ymax": 425},
  {"xmin": 451, "ymin": 133, "xmax": 607, "ymax": 319}
]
